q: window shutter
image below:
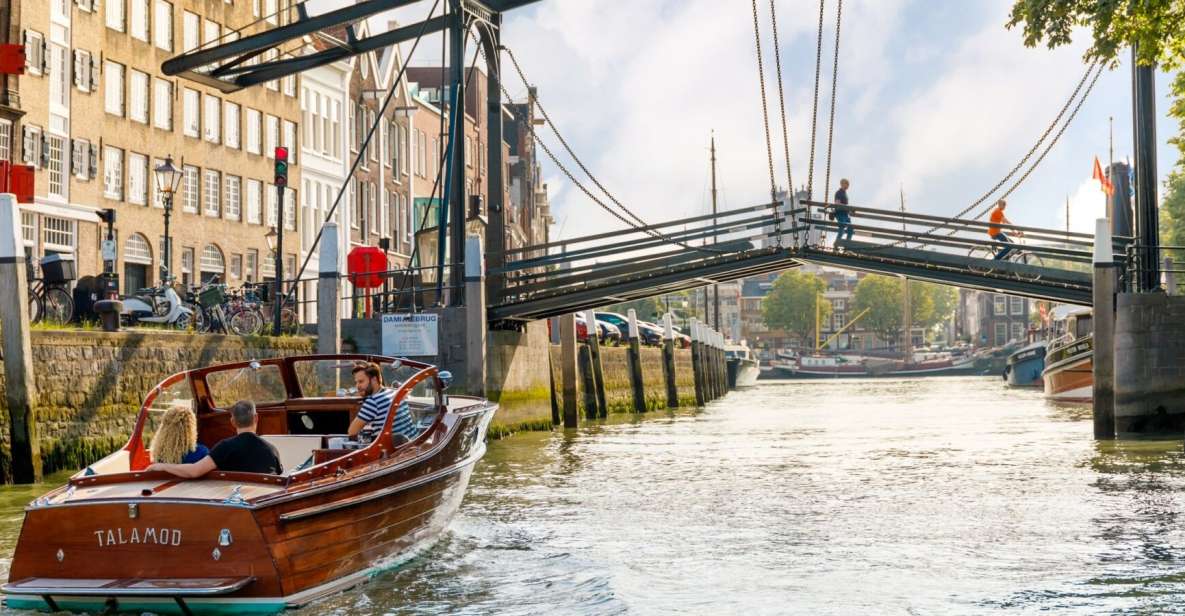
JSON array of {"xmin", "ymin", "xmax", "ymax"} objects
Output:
[
  {"xmin": 21, "ymin": 128, "xmax": 31, "ymax": 164},
  {"xmin": 89, "ymin": 59, "xmax": 99, "ymax": 93},
  {"xmin": 89, "ymin": 144, "xmax": 99, "ymax": 179},
  {"xmin": 39, "ymin": 39, "xmax": 48, "ymax": 74},
  {"xmin": 73, "ymin": 51, "xmax": 82, "ymax": 89},
  {"xmin": 69, "ymin": 140, "xmax": 78, "ymax": 175},
  {"xmin": 39, "ymin": 134, "xmax": 49, "ymax": 168}
]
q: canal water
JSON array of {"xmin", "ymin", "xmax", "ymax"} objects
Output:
[{"xmin": 3, "ymin": 376, "xmax": 1185, "ymax": 614}]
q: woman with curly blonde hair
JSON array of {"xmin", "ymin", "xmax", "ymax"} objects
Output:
[{"xmin": 150, "ymin": 404, "xmax": 209, "ymax": 464}]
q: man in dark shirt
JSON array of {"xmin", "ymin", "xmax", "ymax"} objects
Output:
[
  {"xmin": 148, "ymin": 400, "xmax": 283, "ymax": 477},
  {"xmin": 832, "ymin": 178, "xmax": 853, "ymax": 249}
]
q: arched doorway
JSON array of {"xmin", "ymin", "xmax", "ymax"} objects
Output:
[
  {"xmin": 123, "ymin": 233, "xmax": 153, "ymax": 294},
  {"xmin": 200, "ymin": 244, "xmax": 225, "ymax": 284}
]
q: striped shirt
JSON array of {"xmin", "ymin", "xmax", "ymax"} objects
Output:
[{"xmin": 356, "ymin": 388, "xmax": 416, "ymax": 442}]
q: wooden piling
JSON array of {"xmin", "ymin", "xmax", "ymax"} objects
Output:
[
  {"xmin": 662, "ymin": 314, "xmax": 679, "ymax": 408},
  {"xmin": 560, "ymin": 313, "xmax": 579, "ymax": 428},
  {"xmin": 584, "ymin": 309, "xmax": 608, "ymax": 418},
  {"xmin": 0, "ymin": 194, "xmax": 41, "ymax": 483},
  {"xmin": 579, "ymin": 344, "xmax": 598, "ymax": 419},
  {"xmin": 627, "ymin": 309, "xmax": 647, "ymax": 413},
  {"xmin": 691, "ymin": 320, "xmax": 706, "ymax": 406}
]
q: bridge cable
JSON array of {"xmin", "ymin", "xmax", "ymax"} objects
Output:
[
  {"xmin": 822, "ymin": 0, "xmax": 843, "ymax": 203},
  {"xmin": 490, "ymin": 36, "xmax": 730, "ymax": 255},
  {"xmin": 768, "ymin": 0, "xmax": 794, "ymax": 195},
  {"xmin": 853, "ymin": 61, "xmax": 1103, "ymax": 252},
  {"xmin": 806, "ymin": 0, "xmax": 827, "ymax": 198},
  {"xmin": 749, "ymin": 0, "xmax": 780, "ymax": 210}
]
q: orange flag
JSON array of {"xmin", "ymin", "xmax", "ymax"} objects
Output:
[{"xmin": 1093, "ymin": 156, "xmax": 1114, "ymax": 196}]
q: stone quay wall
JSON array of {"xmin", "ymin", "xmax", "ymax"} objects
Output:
[
  {"xmin": 550, "ymin": 344, "xmax": 698, "ymax": 416},
  {"xmin": 0, "ymin": 330, "xmax": 314, "ymax": 481}
]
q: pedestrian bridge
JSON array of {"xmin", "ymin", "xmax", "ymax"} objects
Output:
[{"xmin": 486, "ymin": 199, "xmax": 1129, "ymax": 321}]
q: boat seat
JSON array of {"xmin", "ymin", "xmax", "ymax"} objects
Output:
[{"xmin": 261, "ymin": 435, "xmax": 323, "ymax": 475}]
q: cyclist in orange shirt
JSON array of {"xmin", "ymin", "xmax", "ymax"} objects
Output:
[{"xmin": 987, "ymin": 199, "xmax": 1022, "ymax": 260}]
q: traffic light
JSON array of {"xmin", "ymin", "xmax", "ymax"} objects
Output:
[{"xmin": 274, "ymin": 146, "xmax": 289, "ymax": 187}]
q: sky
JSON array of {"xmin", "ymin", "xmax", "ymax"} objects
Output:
[{"xmin": 313, "ymin": 0, "xmax": 1182, "ymax": 240}]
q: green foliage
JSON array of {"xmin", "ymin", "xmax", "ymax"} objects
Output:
[
  {"xmin": 852, "ymin": 276, "xmax": 959, "ymax": 343},
  {"xmin": 761, "ymin": 270, "xmax": 830, "ymax": 346},
  {"xmin": 1161, "ymin": 170, "xmax": 1185, "ymax": 247},
  {"xmin": 606, "ymin": 297, "xmax": 663, "ymax": 322},
  {"xmin": 1007, "ymin": 0, "xmax": 1185, "ymax": 159}
]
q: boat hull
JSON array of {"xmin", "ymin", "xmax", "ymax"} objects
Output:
[
  {"xmin": 727, "ymin": 359, "xmax": 761, "ymax": 388},
  {"xmin": 1005, "ymin": 343, "xmax": 1047, "ymax": 388},
  {"xmin": 5, "ymin": 403, "xmax": 495, "ymax": 614},
  {"xmin": 1043, "ymin": 339, "xmax": 1093, "ymax": 403}
]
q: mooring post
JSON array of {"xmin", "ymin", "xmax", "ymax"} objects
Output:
[
  {"xmin": 662, "ymin": 313, "xmax": 679, "ymax": 408},
  {"xmin": 1093, "ymin": 218, "xmax": 1117, "ymax": 440},
  {"xmin": 584, "ymin": 309, "xmax": 607, "ymax": 417},
  {"xmin": 708, "ymin": 329, "xmax": 719, "ymax": 400},
  {"xmin": 560, "ymin": 313, "xmax": 579, "ymax": 428},
  {"xmin": 0, "ymin": 194, "xmax": 41, "ymax": 483},
  {"xmin": 316, "ymin": 221, "xmax": 341, "ymax": 355},
  {"xmin": 464, "ymin": 236, "xmax": 487, "ymax": 396},
  {"xmin": 578, "ymin": 343, "xmax": 598, "ymax": 419},
  {"xmin": 690, "ymin": 319, "xmax": 705, "ymax": 406},
  {"xmin": 716, "ymin": 331, "xmax": 727, "ymax": 396},
  {"xmin": 1166, "ymin": 257, "xmax": 1177, "ymax": 295},
  {"xmin": 626, "ymin": 309, "xmax": 647, "ymax": 412}
]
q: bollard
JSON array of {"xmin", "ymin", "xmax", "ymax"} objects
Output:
[
  {"xmin": 706, "ymin": 328, "xmax": 717, "ymax": 401},
  {"xmin": 627, "ymin": 309, "xmax": 647, "ymax": 412},
  {"xmin": 1093, "ymin": 218, "xmax": 1117, "ymax": 439},
  {"xmin": 662, "ymin": 313, "xmax": 679, "ymax": 408},
  {"xmin": 711, "ymin": 331, "xmax": 722, "ymax": 400},
  {"xmin": 317, "ymin": 221, "xmax": 342, "ymax": 355},
  {"xmin": 560, "ymin": 313, "xmax": 579, "ymax": 428},
  {"xmin": 1167, "ymin": 257, "xmax": 1177, "ymax": 295},
  {"xmin": 584, "ymin": 309, "xmax": 608, "ymax": 417},
  {"xmin": 0, "ymin": 194, "xmax": 41, "ymax": 482},
  {"xmin": 464, "ymin": 236, "xmax": 487, "ymax": 397},
  {"xmin": 578, "ymin": 344, "xmax": 598, "ymax": 419},
  {"xmin": 548, "ymin": 351, "xmax": 560, "ymax": 426},
  {"xmin": 691, "ymin": 319, "xmax": 706, "ymax": 406}
]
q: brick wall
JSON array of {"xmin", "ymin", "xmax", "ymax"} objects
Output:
[{"xmin": 0, "ymin": 330, "xmax": 314, "ymax": 481}]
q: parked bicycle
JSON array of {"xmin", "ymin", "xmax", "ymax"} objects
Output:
[
  {"xmin": 194, "ymin": 278, "xmax": 261, "ymax": 336},
  {"xmin": 27, "ymin": 255, "xmax": 75, "ymax": 325},
  {"xmin": 966, "ymin": 235, "xmax": 1046, "ymax": 281}
]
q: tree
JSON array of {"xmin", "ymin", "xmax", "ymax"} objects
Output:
[
  {"xmin": 1007, "ymin": 1, "xmax": 1185, "ymax": 160},
  {"xmin": 761, "ymin": 270, "xmax": 830, "ymax": 347},
  {"xmin": 852, "ymin": 276, "xmax": 960, "ymax": 345},
  {"xmin": 1161, "ymin": 170, "xmax": 1185, "ymax": 247},
  {"xmin": 606, "ymin": 297, "xmax": 662, "ymax": 322}
]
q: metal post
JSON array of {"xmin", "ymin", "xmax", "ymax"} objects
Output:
[
  {"xmin": 274, "ymin": 184, "xmax": 285, "ymax": 336},
  {"xmin": 1093, "ymin": 218, "xmax": 1117, "ymax": 439},
  {"xmin": 482, "ymin": 13, "xmax": 506, "ymax": 300},
  {"xmin": 464, "ymin": 235, "xmax": 487, "ymax": 396},
  {"xmin": 162, "ymin": 195, "xmax": 172, "ymax": 282},
  {"xmin": 316, "ymin": 222, "xmax": 341, "ymax": 355},
  {"xmin": 1132, "ymin": 47, "xmax": 1160, "ymax": 292},
  {"xmin": 0, "ymin": 194, "xmax": 41, "ymax": 482},
  {"xmin": 662, "ymin": 313, "xmax": 679, "ymax": 408},
  {"xmin": 560, "ymin": 313, "xmax": 578, "ymax": 428},
  {"xmin": 627, "ymin": 308, "xmax": 647, "ymax": 413},
  {"xmin": 584, "ymin": 308, "xmax": 607, "ymax": 417},
  {"xmin": 446, "ymin": 0, "xmax": 466, "ymax": 306}
]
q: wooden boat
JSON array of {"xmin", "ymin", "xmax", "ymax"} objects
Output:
[
  {"xmin": 1043, "ymin": 306, "xmax": 1093, "ymax": 402},
  {"xmin": 772, "ymin": 352, "xmax": 977, "ymax": 379},
  {"xmin": 1004, "ymin": 341, "xmax": 1047, "ymax": 387},
  {"xmin": 725, "ymin": 343, "xmax": 761, "ymax": 388},
  {"xmin": 2, "ymin": 354, "xmax": 496, "ymax": 615}
]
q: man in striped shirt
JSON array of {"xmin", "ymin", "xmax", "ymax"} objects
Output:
[{"xmin": 348, "ymin": 362, "xmax": 416, "ymax": 443}]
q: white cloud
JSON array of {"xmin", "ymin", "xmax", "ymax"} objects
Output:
[{"xmin": 1060, "ymin": 177, "xmax": 1109, "ymax": 234}]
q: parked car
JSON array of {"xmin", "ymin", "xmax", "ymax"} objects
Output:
[
  {"xmin": 548, "ymin": 315, "xmax": 622, "ymax": 346},
  {"xmin": 636, "ymin": 321, "xmax": 666, "ymax": 346},
  {"xmin": 671, "ymin": 326, "xmax": 692, "ymax": 349}
]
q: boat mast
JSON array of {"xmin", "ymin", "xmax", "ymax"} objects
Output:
[
  {"xmin": 710, "ymin": 132, "xmax": 720, "ymax": 331},
  {"xmin": 902, "ymin": 277, "xmax": 911, "ymax": 362}
]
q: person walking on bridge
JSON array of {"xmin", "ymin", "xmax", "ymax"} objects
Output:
[
  {"xmin": 988, "ymin": 199, "xmax": 1022, "ymax": 260},
  {"xmin": 831, "ymin": 178, "xmax": 854, "ymax": 249}
]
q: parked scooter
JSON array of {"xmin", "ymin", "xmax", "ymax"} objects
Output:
[{"xmin": 120, "ymin": 277, "xmax": 198, "ymax": 329}]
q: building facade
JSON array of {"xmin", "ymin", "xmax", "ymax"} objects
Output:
[{"xmin": 16, "ymin": 0, "xmax": 300, "ymax": 295}]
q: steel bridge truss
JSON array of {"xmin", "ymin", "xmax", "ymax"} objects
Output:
[{"xmin": 489, "ymin": 198, "xmax": 1131, "ymax": 321}]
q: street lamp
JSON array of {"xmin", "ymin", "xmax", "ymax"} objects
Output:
[
  {"xmin": 153, "ymin": 155, "xmax": 183, "ymax": 283},
  {"xmin": 264, "ymin": 226, "xmax": 278, "ymax": 256}
]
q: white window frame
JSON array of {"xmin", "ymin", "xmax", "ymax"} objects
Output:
[
  {"xmin": 225, "ymin": 175, "xmax": 241, "ymax": 221},
  {"xmin": 103, "ymin": 146, "xmax": 123, "ymax": 200},
  {"xmin": 130, "ymin": 0, "xmax": 150, "ymax": 42},
  {"xmin": 203, "ymin": 94, "xmax": 221, "ymax": 143},
  {"xmin": 24, "ymin": 31, "xmax": 44, "ymax": 77},
  {"xmin": 104, "ymin": 60, "xmax": 125, "ymax": 117},
  {"xmin": 154, "ymin": 0, "xmax": 173, "ymax": 51},
  {"xmin": 129, "ymin": 69, "xmax": 149, "ymax": 124},
  {"xmin": 182, "ymin": 164, "xmax": 199, "ymax": 213},
  {"xmin": 246, "ymin": 179, "xmax": 262, "ymax": 224},
  {"xmin": 182, "ymin": 87, "xmax": 200, "ymax": 137},
  {"xmin": 107, "ymin": 0, "xmax": 126, "ymax": 32},
  {"xmin": 246, "ymin": 109, "xmax": 261, "ymax": 154},
  {"xmin": 153, "ymin": 78, "xmax": 172, "ymax": 130},
  {"xmin": 224, "ymin": 101, "xmax": 240, "ymax": 149},
  {"xmin": 128, "ymin": 152, "xmax": 148, "ymax": 205},
  {"xmin": 203, "ymin": 169, "xmax": 221, "ymax": 217},
  {"xmin": 46, "ymin": 134, "xmax": 65, "ymax": 199},
  {"xmin": 182, "ymin": 11, "xmax": 199, "ymax": 53}
]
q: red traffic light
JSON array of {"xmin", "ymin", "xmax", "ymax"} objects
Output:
[{"xmin": 274, "ymin": 146, "xmax": 289, "ymax": 162}]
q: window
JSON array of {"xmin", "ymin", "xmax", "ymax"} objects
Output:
[
  {"xmin": 128, "ymin": 152, "xmax": 148, "ymax": 205},
  {"xmin": 131, "ymin": 0, "xmax": 149, "ymax": 41},
  {"xmin": 833, "ymin": 312, "xmax": 845, "ymax": 330},
  {"xmin": 107, "ymin": 0, "xmax": 126, "ymax": 32},
  {"xmin": 225, "ymin": 175, "xmax": 241, "ymax": 220},
  {"xmin": 265, "ymin": 114, "xmax": 279, "ymax": 157},
  {"xmin": 399, "ymin": 125, "xmax": 408, "ymax": 175},
  {"xmin": 283, "ymin": 73, "xmax": 295, "ymax": 97},
  {"xmin": 182, "ymin": 11, "xmax": 199, "ymax": 53},
  {"xmin": 43, "ymin": 216, "xmax": 74, "ymax": 251},
  {"xmin": 154, "ymin": 1, "xmax": 173, "ymax": 51},
  {"xmin": 103, "ymin": 146, "xmax": 123, "ymax": 200},
  {"xmin": 22, "ymin": 125, "xmax": 41, "ymax": 168},
  {"xmin": 465, "ymin": 136, "xmax": 472, "ymax": 168},
  {"xmin": 350, "ymin": 179, "xmax": 359, "ymax": 229},
  {"xmin": 200, "ymin": 244, "xmax": 224, "ymax": 273},
  {"xmin": 265, "ymin": 0, "xmax": 277, "ymax": 24},
  {"xmin": 993, "ymin": 296, "xmax": 1006, "ymax": 316},
  {"xmin": 282, "ymin": 120, "xmax": 296, "ymax": 163},
  {"xmin": 1010, "ymin": 296, "xmax": 1024, "ymax": 315},
  {"xmin": 1010, "ymin": 322, "xmax": 1024, "ymax": 342},
  {"xmin": 389, "ymin": 122, "xmax": 398, "ymax": 171},
  {"xmin": 203, "ymin": 94, "xmax": 221, "ymax": 143},
  {"xmin": 246, "ymin": 249, "xmax": 257, "ymax": 282},
  {"xmin": 246, "ymin": 109, "xmax": 261, "ymax": 154},
  {"xmin": 284, "ymin": 188, "xmax": 296, "ymax": 231},
  {"xmin": 229, "ymin": 253, "xmax": 243, "ymax": 279},
  {"xmin": 0, "ymin": 119, "xmax": 13, "ymax": 160},
  {"xmin": 246, "ymin": 179, "xmax": 262, "ymax": 223},
  {"xmin": 128, "ymin": 70, "xmax": 149, "ymax": 123},
  {"xmin": 182, "ymin": 164, "xmax": 199, "ymax": 213},
  {"xmin": 153, "ymin": 78, "xmax": 172, "ymax": 130},
  {"xmin": 203, "ymin": 170, "xmax": 221, "ymax": 217},
  {"xmin": 331, "ymin": 100, "xmax": 340, "ymax": 157},
  {"xmin": 994, "ymin": 322, "xmax": 1007, "ymax": 347},
  {"xmin": 418, "ymin": 130, "xmax": 427, "ymax": 177},
  {"xmin": 181, "ymin": 246, "xmax": 194, "ymax": 286},
  {"xmin": 151, "ymin": 157, "xmax": 166, "ymax": 208},
  {"xmin": 348, "ymin": 106, "xmax": 356, "ymax": 153},
  {"xmin": 72, "ymin": 139, "xmax": 95, "ymax": 180},
  {"xmin": 72, "ymin": 49, "xmax": 95, "ymax": 92},
  {"xmin": 182, "ymin": 88, "xmax": 200, "ymax": 137},
  {"xmin": 203, "ymin": 19, "xmax": 219, "ymax": 48},
  {"xmin": 47, "ymin": 135, "xmax": 64, "ymax": 198},
  {"xmin": 23, "ymin": 31, "xmax": 44, "ymax": 76},
  {"xmin": 104, "ymin": 61, "xmax": 124, "ymax": 116},
  {"xmin": 266, "ymin": 185, "xmax": 278, "ymax": 227},
  {"xmin": 125, "ymin": 234, "xmax": 152, "ymax": 264},
  {"xmin": 224, "ymin": 102, "xmax": 240, "ymax": 148}
]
